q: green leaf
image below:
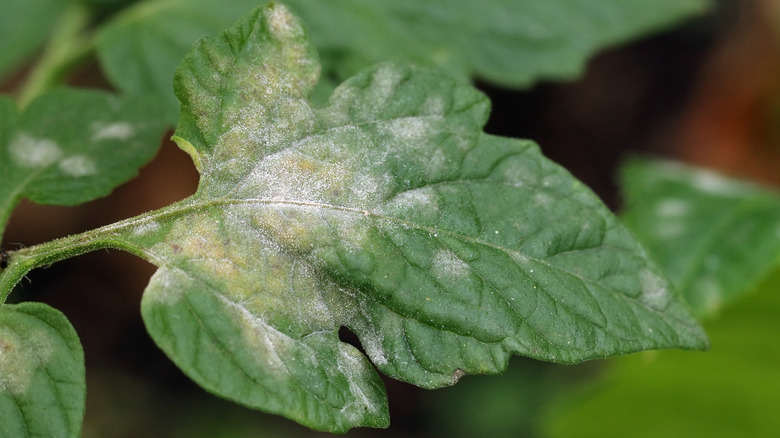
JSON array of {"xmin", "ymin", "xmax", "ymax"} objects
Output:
[
  {"xmin": 543, "ymin": 269, "xmax": 780, "ymax": 438},
  {"xmin": 0, "ymin": 302, "xmax": 86, "ymax": 438},
  {"xmin": 288, "ymin": 0, "xmax": 710, "ymax": 86},
  {"xmin": 96, "ymin": 0, "xmax": 709, "ymax": 122},
  {"xmin": 95, "ymin": 5, "xmax": 706, "ymax": 432},
  {"xmin": 0, "ymin": 0, "xmax": 67, "ymax": 79},
  {"xmin": 0, "ymin": 89, "xmax": 167, "ymax": 239},
  {"xmin": 620, "ymin": 158, "xmax": 780, "ymax": 317},
  {"xmin": 95, "ymin": 0, "xmax": 264, "ymax": 122}
]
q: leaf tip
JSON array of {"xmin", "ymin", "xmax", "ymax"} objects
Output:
[{"xmin": 265, "ymin": 2, "xmax": 303, "ymax": 38}]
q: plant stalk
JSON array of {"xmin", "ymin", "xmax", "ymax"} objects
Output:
[{"xmin": 16, "ymin": 2, "xmax": 95, "ymax": 108}]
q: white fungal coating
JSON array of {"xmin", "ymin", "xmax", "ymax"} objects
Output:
[
  {"xmin": 9, "ymin": 134, "xmax": 62, "ymax": 168},
  {"xmin": 0, "ymin": 324, "xmax": 56, "ymax": 395},
  {"xmin": 638, "ymin": 269, "xmax": 672, "ymax": 310},
  {"xmin": 267, "ymin": 3, "xmax": 301, "ymax": 37},
  {"xmin": 90, "ymin": 122, "xmax": 135, "ymax": 141},
  {"xmin": 59, "ymin": 155, "xmax": 97, "ymax": 177},
  {"xmin": 655, "ymin": 198, "xmax": 691, "ymax": 217},
  {"xmin": 431, "ymin": 249, "xmax": 471, "ymax": 280}
]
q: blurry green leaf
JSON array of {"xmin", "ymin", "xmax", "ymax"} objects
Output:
[
  {"xmin": 0, "ymin": 302, "xmax": 85, "ymax": 438},
  {"xmin": 621, "ymin": 158, "xmax": 780, "ymax": 317},
  {"xmin": 544, "ymin": 269, "xmax": 780, "ymax": 437},
  {"xmin": 0, "ymin": 89, "xmax": 167, "ymax": 239},
  {"xmin": 96, "ymin": 0, "xmax": 709, "ymax": 122},
  {"xmin": 0, "ymin": 0, "xmax": 67, "ymax": 79},
  {"xmin": 90, "ymin": 5, "xmax": 706, "ymax": 432},
  {"xmin": 424, "ymin": 357, "xmax": 592, "ymax": 438},
  {"xmin": 290, "ymin": 0, "xmax": 710, "ymax": 85},
  {"xmin": 95, "ymin": 0, "xmax": 263, "ymax": 122}
]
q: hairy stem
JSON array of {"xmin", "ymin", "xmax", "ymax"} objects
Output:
[{"xmin": 0, "ymin": 198, "xmax": 192, "ymax": 304}]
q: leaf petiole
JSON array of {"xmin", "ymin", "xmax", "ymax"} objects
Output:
[{"xmin": 0, "ymin": 198, "xmax": 190, "ymax": 304}]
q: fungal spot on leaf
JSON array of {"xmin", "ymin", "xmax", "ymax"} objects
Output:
[
  {"xmin": 655, "ymin": 198, "xmax": 691, "ymax": 217},
  {"xmin": 431, "ymin": 249, "xmax": 470, "ymax": 280},
  {"xmin": 267, "ymin": 3, "xmax": 301, "ymax": 37},
  {"xmin": 90, "ymin": 121, "xmax": 136, "ymax": 141},
  {"xmin": 59, "ymin": 155, "xmax": 97, "ymax": 177},
  {"xmin": 0, "ymin": 325, "xmax": 55, "ymax": 395},
  {"xmin": 638, "ymin": 269, "xmax": 672, "ymax": 310},
  {"xmin": 421, "ymin": 95, "xmax": 446, "ymax": 116},
  {"xmin": 9, "ymin": 133, "xmax": 62, "ymax": 168},
  {"xmin": 371, "ymin": 65, "xmax": 405, "ymax": 103},
  {"xmin": 451, "ymin": 368, "xmax": 466, "ymax": 384},
  {"xmin": 132, "ymin": 220, "xmax": 161, "ymax": 237}
]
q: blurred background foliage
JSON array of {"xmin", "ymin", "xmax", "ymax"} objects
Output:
[{"xmin": 2, "ymin": 0, "xmax": 780, "ymax": 436}]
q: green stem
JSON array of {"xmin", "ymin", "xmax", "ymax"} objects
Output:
[
  {"xmin": 16, "ymin": 2, "xmax": 95, "ymax": 108},
  {"xmin": 0, "ymin": 220, "xmax": 138, "ymax": 304},
  {"xmin": 0, "ymin": 198, "xmax": 195, "ymax": 304}
]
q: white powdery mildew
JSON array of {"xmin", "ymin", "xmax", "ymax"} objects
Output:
[
  {"xmin": 358, "ymin": 328, "xmax": 388, "ymax": 367},
  {"xmin": 219, "ymin": 100, "xmax": 316, "ymax": 167},
  {"xmin": 428, "ymin": 148, "xmax": 448, "ymax": 176},
  {"xmin": 302, "ymin": 294, "xmax": 332, "ymax": 327},
  {"xmin": 690, "ymin": 170, "xmax": 744, "ymax": 196},
  {"xmin": 267, "ymin": 3, "xmax": 300, "ymax": 37},
  {"xmin": 219, "ymin": 103, "xmax": 270, "ymax": 152},
  {"xmin": 655, "ymin": 198, "xmax": 692, "ymax": 217},
  {"xmin": 9, "ymin": 133, "xmax": 62, "ymax": 168},
  {"xmin": 132, "ymin": 220, "xmax": 161, "ymax": 236},
  {"xmin": 431, "ymin": 249, "xmax": 471, "ymax": 280},
  {"xmin": 658, "ymin": 161, "xmax": 747, "ymax": 197},
  {"xmin": 381, "ymin": 187, "xmax": 437, "ymax": 214},
  {"xmin": 533, "ymin": 192, "xmax": 553, "ymax": 208},
  {"xmin": 380, "ymin": 117, "xmax": 436, "ymax": 143},
  {"xmin": 0, "ymin": 325, "xmax": 56, "ymax": 395},
  {"xmin": 243, "ymin": 139, "xmax": 391, "ymax": 211},
  {"xmin": 421, "ymin": 95, "xmax": 446, "ymax": 116},
  {"xmin": 226, "ymin": 297, "xmax": 291, "ymax": 374},
  {"xmin": 146, "ymin": 269, "xmax": 186, "ymax": 305},
  {"xmin": 90, "ymin": 121, "xmax": 135, "ymax": 141},
  {"xmin": 638, "ymin": 269, "xmax": 672, "ymax": 310},
  {"xmin": 351, "ymin": 171, "xmax": 392, "ymax": 208},
  {"xmin": 336, "ymin": 344, "xmax": 382, "ymax": 422},
  {"xmin": 59, "ymin": 155, "xmax": 97, "ymax": 177},
  {"xmin": 371, "ymin": 65, "xmax": 404, "ymax": 105},
  {"xmin": 263, "ymin": 150, "xmax": 351, "ymax": 203}
]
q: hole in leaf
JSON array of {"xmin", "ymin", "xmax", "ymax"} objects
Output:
[{"xmin": 337, "ymin": 326, "xmax": 366, "ymax": 355}]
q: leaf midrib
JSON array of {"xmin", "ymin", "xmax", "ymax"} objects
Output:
[{"xmin": 183, "ymin": 196, "xmax": 694, "ymax": 330}]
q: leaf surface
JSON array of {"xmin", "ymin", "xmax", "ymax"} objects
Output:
[
  {"xmin": 0, "ymin": 89, "xmax": 167, "ymax": 239},
  {"xmin": 0, "ymin": 0, "xmax": 66, "ymax": 79},
  {"xmin": 0, "ymin": 302, "xmax": 85, "ymax": 438},
  {"xmin": 96, "ymin": 0, "xmax": 709, "ymax": 122},
  {"xmin": 620, "ymin": 158, "xmax": 780, "ymax": 317},
  {"xmin": 109, "ymin": 5, "xmax": 707, "ymax": 432},
  {"xmin": 544, "ymin": 269, "xmax": 780, "ymax": 438}
]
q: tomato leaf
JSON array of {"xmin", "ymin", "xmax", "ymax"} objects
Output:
[
  {"xmin": 96, "ymin": 0, "xmax": 709, "ymax": 123},
  {"xmin": 0, "ymin": 89, "xmax": 167, "ymax": 239},
  {"xmin": 544, "ymin": 269, "xmax": 780, "ymax": 438},
  {"xmin": 620, "ymin": 158, "xmax": 780, "ymax": 317},
  {"xmin": 100, "ymin": 5, "xmax": 707, "ymax": 432},
  {"xmin": 0, "ymin": 302, "xmax": 85, "ymax": 438},
  {"xmin": 0, "ymin": 0, "xmax": 66, "ymax": 79}
]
